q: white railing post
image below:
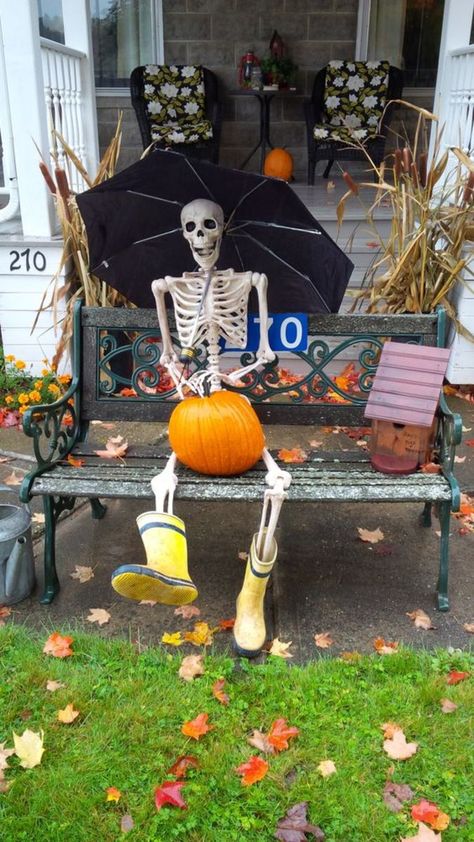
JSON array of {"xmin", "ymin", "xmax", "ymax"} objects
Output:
[
  {"xmin": 62, "ymin": 0, "xmax": 99, "ymax": 177},
  {"xmin": 0, "ymin": 0, "xmax": 56, "ymax": 236}
]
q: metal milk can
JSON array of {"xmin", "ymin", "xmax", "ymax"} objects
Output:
[{"xmin": 0, "ymin": 486, "xmax": 35, "ymax": 605}]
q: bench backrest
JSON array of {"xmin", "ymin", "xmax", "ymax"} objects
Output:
[{"xmin": 79, "ymin": 305, "xmax": 444, "ymax": 427}]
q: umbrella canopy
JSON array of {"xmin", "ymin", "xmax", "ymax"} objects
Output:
[{"xmin": 76, "ymin": 150, "xmax": 353, "ymax": 313}]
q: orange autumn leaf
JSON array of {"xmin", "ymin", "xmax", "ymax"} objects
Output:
[
  {"xmin": 236, "ymin": 755, "xmax": 269, "ymax": 786},
  {"xmin": 181, "ymin": 712, "xmax": 214, "ymax": 740},
  {"xmin": 314, "ymin": 632, "xmax": 334, "ymax": 648},
  {"xmin": 411, "ymin": 800, "xmax": 450, "ymax": 831},
  {"xmin": 383, "ymin": 727, "xmax": 418, "ymax": 760},
  {"xmin": 43, "ymin": 631, "xmax": 74, "ymax": 658},
  {"xmin": 212, "ymin": 678, "xmax": 229, "ymax": 706},
  {"xmin": 105, "ymin": 786, "xmax": 122, "ymax": 803},
  {"xmin": 267, "ymin": 718, "xmax": 299, "ymax": 752},
  {"xmin": 218, "ymin": 618, "xmax": 235, "ymax": 630},
  {"xmin": 358, "ymin": 526, "xmax": 384, "ymax": 544},
  {"xmin": 167, "ymin": 755, "xmax": 199, "ymax": 778},
  {"xmin": 184, "ymin": 621, "xmax": 217, "ymax": 646},
  {"xmin": 419, "ymin": 462, "xmax": 441, "ymax": 474},
  {"xmin": 94, "ymin": 435, "xmax": 128, "ymax": 460},
  {"xmin": 67, "ymin": 454, "xmax": 84, "ymax": 467},
  {"xmin": 57, "ymin": 703, "xmax": 80, "ymax": 724},
  {"xmin": 277, "ymin": 447, "xmax": 308, "ymax": 464},
  {"xmin": 374, "ymin": 637, "xmax": 399, "ymax": 655},
  {"xmin": 154, "ymin": 780, "xmax": 187, "ymax": 810},
  {"xmin": 119, "ymin": 387, "xmax": 137, "ymax": 397},
  {"xmin": 446, "ymin": 670, "xmax": 470, "ymax": 684}
]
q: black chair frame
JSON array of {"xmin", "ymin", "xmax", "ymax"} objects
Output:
[
  {"xmin": 304, "ymin": 64, "xmax": 404, "ymax": 184},
  {"xmin": 130, "ymin": 65, "xmax": 222, "ymax": 165}
]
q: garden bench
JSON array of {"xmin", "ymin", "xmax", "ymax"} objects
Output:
[{"xmin": 20, "ymin": 302, "xmax": 462, "ymax": 610}]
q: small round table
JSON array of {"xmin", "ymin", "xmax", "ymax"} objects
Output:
[{"xmin": 233, "ymin": 87, "xmax": 298, "ymax": 173}]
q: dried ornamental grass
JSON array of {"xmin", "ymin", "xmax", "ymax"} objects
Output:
[
  {"xmin": 34, "ymin": 113, "xmax": 134, "ymax": 368},
  {"xmin": 337, "ymin": 101, "xmax": 474, "ymax": 341}
]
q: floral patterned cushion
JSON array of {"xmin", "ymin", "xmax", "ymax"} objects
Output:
[
  {"xmin": 143, "ymin": 64, "xmax": 213, "ymax": 145},
  {"xmin": 312, "ymin": 60, "xmax": 390, "ymax": 144}
]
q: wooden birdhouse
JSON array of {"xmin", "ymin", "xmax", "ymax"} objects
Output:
[{"xmin": 364, "ymin": 342, "xmax": 451, "ymax": 474}]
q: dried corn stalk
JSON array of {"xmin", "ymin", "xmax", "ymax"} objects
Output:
[
  {"xmin": 34, "ymin": 113, "xmax": 134, "ymax": 368},
  {"xmin": 337, "ymin": 101, "xmax": 474, "ymax": 341}
]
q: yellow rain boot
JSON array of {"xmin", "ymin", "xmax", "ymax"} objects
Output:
[
  {"xmin": 233, "ymin": 531, "xmax": 277, "ymax": 658},
  {"xmin": 111, "ymin": 511, "xmax": 197, "ymax": 605}
]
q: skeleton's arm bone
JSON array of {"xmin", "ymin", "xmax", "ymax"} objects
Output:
[
  {"xmin": 252, "ymin": 272, "xmax": 275, "ymax": 362},
  {"xmin": 151, "ymin": 278, "xmax": 178, "ymax": 365}
]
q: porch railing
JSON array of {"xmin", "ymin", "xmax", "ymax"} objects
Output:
[
  {"xmin": 442, "ymin": 45, "xmax": 474, "ymax": 153},
  {"xmin": 40, "ymin": 37, "xmax": 88, "ymax": 192}
]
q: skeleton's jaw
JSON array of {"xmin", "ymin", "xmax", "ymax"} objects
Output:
[{"xmin": 192, "ymin": 245, "xmax": 219, "ymax": 271}]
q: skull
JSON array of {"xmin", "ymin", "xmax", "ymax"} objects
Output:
[{"xmin": 181, "ymin": 199, "xmax": 224, "ymax": 271}]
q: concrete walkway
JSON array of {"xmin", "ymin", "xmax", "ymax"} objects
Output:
[{"xmin": 1, "ymin": 395, "xmax": 473, "ymax": 661}]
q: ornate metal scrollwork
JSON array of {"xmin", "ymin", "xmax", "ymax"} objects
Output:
[{"xmin": 23, "ymin": 391, "xmax": 80, "ymax": 468}]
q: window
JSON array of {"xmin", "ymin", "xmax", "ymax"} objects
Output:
[
  {"xmin": 91, "ymin": 0, "xmax": 162, "ymax": 89},
  {"xmin": 364, "ymin": 0, "xmax": 445, "ymax": 87},
  {"xmin": 38, "ymin": 0, "xmax": 65, "ymax": 44}
]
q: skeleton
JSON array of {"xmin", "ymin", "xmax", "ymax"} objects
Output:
[{"xmin": 112, "ymin": 199, "xmax": 291, "ymax": 656}]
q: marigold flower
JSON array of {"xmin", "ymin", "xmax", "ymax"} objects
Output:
[
  {"xmin": 58, "ymin": 374, "xmax": 71, "ymax": 385},
  {"xmin": 5, "ymin": 354, "xmax": 15, "ymax": 362},
  {"xmin": 48, "ymin": 383, "xmax": 61, "ymax": 396},
  {"xmin": 29, "ymin": 390, "xmax": 41, "ymax": 402},
  {"xmin": 19, "ymin": 405, "xmax": 28, "ymax": 415},
  {"xmin": 5, "ymin": 395, "xmax": 14, "ymax": 405},
  {"xmin": 18, "ymin": 393, "xmax": 30, "ymax": 405},
  {"xmin": 41, "ymin": 368, "xmax": 50, "ymax": 376},
  {"xmin": 34, "ymin": 380, "xmax": 43, "ymax": 390},
  {"xmin": 15, "ymin": 360, "xmax": 26, "ymax": 370}
]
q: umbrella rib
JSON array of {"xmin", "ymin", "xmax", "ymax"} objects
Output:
[
  {"xmin": 126, "ymin": 190, "xmax": 183, "ymax": 206},
  {"xmin": 231, "ymin": 231, "xmax": 331, "ymax": 313},
  {"xmin": 132, "ymin": 227, "xmax": 182, "ymax": 246},
  {"xmin": 228, "ymin": 221, "xmax": 323, "ymax": 236},
  {"xmin": 224, "ymin": 181, "xmax": 268, "ymax": 232},
  {"xmin": 184, "ymin": 158, "xmax": 218, "ymax": 201}
]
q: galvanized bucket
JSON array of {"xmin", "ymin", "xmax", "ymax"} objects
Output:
[{"xmin": 0, "ymin": 485, "xmax": 35, "ymax": 605}]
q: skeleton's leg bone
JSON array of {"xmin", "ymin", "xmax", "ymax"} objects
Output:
[
  {"xmin": 233, "ymin": 449, "xmax": 291, "ymax": 657},
  {"xmin": 111, "ymin": 453, "xmax": 197, "ymax": 605}
]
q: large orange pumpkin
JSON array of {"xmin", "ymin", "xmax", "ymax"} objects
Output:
[
  {"xmin": 169, "ymin": 390, "xmax": 265, "ymax": 476},
  {"xmin": 263, "ymin": 148, "xmax": 294, "ymax": 181}
]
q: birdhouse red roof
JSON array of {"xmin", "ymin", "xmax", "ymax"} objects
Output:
[{"xmin": 364, "ymin": 341, "xmax": 451, "ymax": 427}]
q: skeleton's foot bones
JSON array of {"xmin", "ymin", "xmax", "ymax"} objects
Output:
[
  {"xmin": 233, "ymin": 531, "xmax": 278, "ymax": 658},
  {"xmin": 111, "ymin": 511, "xmax": 197, "ymax": 605}
]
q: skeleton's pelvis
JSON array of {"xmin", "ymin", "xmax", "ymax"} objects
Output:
[{"xmin": 169, "ymin": 390, "xmax": 265, "ymax": 476}]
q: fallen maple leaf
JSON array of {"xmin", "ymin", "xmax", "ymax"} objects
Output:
[
  {"xmin": 267, "ymin": 718, "xmax": 299, "ymax": 752},
  {"xmin": 268, "ymin": 637, "xmax": 293, "ymax": 658},
  {"xmin": 314, "ymin": 632, "xmax": 334, "ymax": 649},
  {"xmin": 67, "ymin": 454, "xmax": 84, "ymax": 467},
  {"xmin": 236, "ymin": 755, "xmax": 269, "ymax": 786},
  {"xmin": 383, "ymin": 781, "xmax": 414, "ymax": 812},
  {"xmin": 162, "ymin": 631, "xmax": 183, "ymax": 646},
  {"xmin": 31, "ymin": 512, "xmax": 45, "ymax": 524},
  {"xmin": 218, "ymin": 617, "xmax": 235, "ymax": 630},
  {"xmin": 0, "ymin": 743, "xmax": 15, "ymax": 771},
  {"xmin": 181, "ymin": 712, "xmax": 213, "ymax": 740},
  {"xmin": 446, "ymin": 670, "xmax": 470, "ymax": 684},
  {"xmin": 358, "ymin": 526, "xmax": 384, "ymax": 543},
  {"xmin": 247, "ymin": 729, "xmax": 275, "ymax": 754},
  {"xmin": 105, "ymin": 786, "xmax": 122, "ymax": 802},
  {"xmin": 178, "ymin": 654, "xmax": 204, "ymax": 681},
  {"xmin": 374, "ymin": 637, "xmax": 399, "ymax": 655},
  {"xmin": 464, "ymin": 438, "xmax": 474, "ymax": 447},
  {"xmin": 43, "ymin": 631, "xmax": 74, "ymax": 658},
  {"xmin": 454, "ymin": 455, "xmax": 466, "ymax": 463},
  {"xmin": 87, "ymin": 608, "xmax": 111, "ymax": 626},
  {"xmin": 0, "ymin": 606, "xmax": 12, "ymax": 626},
  {"xmin": 383, "ymin": 727, "xmax": 418, "ymax": 760},
  {"xmin": 57, "ymin": 703, "xmax": 80, "ymax": 724},
  {"xmin": 238, "ymin": 551, "xmax": 248, "ymax": 561},
  {"xmin": 154, "ymin": 780, "xmax": 187, "ymax": 810},
  {"xmin": 46, "ymin": 679, "xmax": 66, "ymax": 692},
  {"xmin": 463, "ymin": 622, "xmax": 474, "ymax": 633},
  {"xmin": 274, "ymin": 801, "xmax": 325, "ymax": 841},
  {"xmin": 419, "ymin": 462, "xmax": 441, "ymax": 474},
  {"xmin": 70, "ymin": 565, "xmax": 94, "ymax": 583},
  {"xmin": 4, "ymin": 471, "xmax": 22, "ymax": 486},
  {"xmin": 440, "ymin": 698, "xmax": 458, "ymax": 713},
  {"xmin": 318, "ymin": 759, "xmax": 337, "ymax": 777},
  {"xmin": 184, "ymin": 621, "xmax": 216, "ymax": 646},
  {"xmin": 212, "ymin": 678, "xmax": 229, "ymax": 705},
  {"xmin": 139, "ymin": 599, "xmax": 157, "ymax": 606},
  {"xmin": 309, "ymin": 439, "xmax": 323, "ymax": 448},
  {"xmin": 120, "ymin": 814, "xmax": 134, "ymax": 833},
  {"xmin": 174, "ymin": 605, "xmax": 200, "ymax": 619},
  {"xmin": 406, "ymin": 609, "xmax": 435, "ymax": 630},
  {"xmin": 277, "ymin": 447, "xmax": 308, "ymax": 464},
  {"xmin": 94, "ymin": 435, "xmax": 128, "ymax": 460},
  {"xmin": 168, "ymin": 755, "xmax": 199, "ymax": 778},
  {"xmin": 412, "ymin": 800, "xmax": 450, "ymax": 831},
  {"xmin": 13, "ymin": 729, "xmax": 45, "ymax": 768}
]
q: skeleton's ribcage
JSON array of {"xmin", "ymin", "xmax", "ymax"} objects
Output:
[{"xmin": 170, "ymin": 271, "xmax": 253, "ymax": 348}]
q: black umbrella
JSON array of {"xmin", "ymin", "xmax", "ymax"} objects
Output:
[{"xmin": 76, "ymin": 150, "xmax": 353, "ymax": 313}]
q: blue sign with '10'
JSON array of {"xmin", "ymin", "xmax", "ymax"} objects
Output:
[{"xmin": 221, "ymin": 313, "xmax": 308, "ymax": 353}]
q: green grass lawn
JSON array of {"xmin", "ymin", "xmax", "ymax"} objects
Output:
[{"xmin": 0, "ymin": 625, "xmax": 472, "ymax": 842}]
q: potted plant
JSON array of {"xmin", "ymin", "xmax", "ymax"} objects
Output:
[
  {"xmin": 260, "ymin": 54, "xmax": 298, "ymax": 89},
  {"xmin": 337, "ymin": 102, "xmax": 474, "ymax": 377}
]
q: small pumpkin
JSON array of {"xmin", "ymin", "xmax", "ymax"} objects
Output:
[
  {"xmin": 263, "ymin": 148, "xmax": 294, "ymax": 181},
  {"xmin": 169, "ymin": 390, "xmax": 265, "ymax": 476}
]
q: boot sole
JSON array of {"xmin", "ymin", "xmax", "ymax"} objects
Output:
[
  {"xmin": 232, "ymin": 638, "xmax": 265, "ymax": 659},
  {"xmin": 111, "ymin": 564, "xmax": 197, "ymax": 605}
]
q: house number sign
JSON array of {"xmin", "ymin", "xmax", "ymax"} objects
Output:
[{"xmin": 9, "ymin": 248, "xmax": 47, "ymax": 272}]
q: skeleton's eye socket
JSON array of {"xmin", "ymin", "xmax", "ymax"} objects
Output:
[
  {"xmin": 204, "ymin": 219, "xmax": 217, "ymax": 230},
  {"xmin": 185, "ymin": 222, "xmax": 196, "ymax": 232}
]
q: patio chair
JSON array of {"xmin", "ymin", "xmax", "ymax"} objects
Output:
[
  {"xmin": 304, "ymin": 60, "xmax": 404, "ymax": 184},
  {"xmin": 130, "ymin": 64, "xmax": 222, "ymax": 164}
]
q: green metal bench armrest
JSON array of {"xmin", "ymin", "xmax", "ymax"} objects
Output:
[{"xmin": 436, "ymin": 393, "xmax": 462, "ymax": 510}]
